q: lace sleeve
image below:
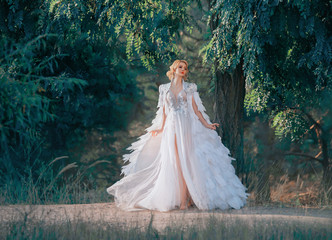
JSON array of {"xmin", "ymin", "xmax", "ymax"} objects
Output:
[
  {"xmin": 145, "ymin": 84, "xmax": 165, "ymax": 132},
  {"xmin": 122, "ymin": 84, "xmax": 164, "ymax": 175},
  {"xmin": 157, "ymin": 84, "xmax": 164, "ymax": 108},
  {"xmin": 192, "ymin": 83, "xmax": 212, "ymax": 124}
]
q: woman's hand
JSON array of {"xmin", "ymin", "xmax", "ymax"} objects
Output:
[
  {"xmin": 151, "ymin": 129, "xmax": 163, "ymax": 136},
  {"xmin": 205, "ymin": 123, "xmax": 219, "ymax": 130}
]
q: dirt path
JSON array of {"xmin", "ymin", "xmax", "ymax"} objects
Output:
[{"xmin": 1, "ymin": 203, "xmax": 331, "ymax": 231}]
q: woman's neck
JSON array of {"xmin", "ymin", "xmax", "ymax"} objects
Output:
[{"xmin": 172, "ymin": 75, "xmax": 182, "ymax": 87}]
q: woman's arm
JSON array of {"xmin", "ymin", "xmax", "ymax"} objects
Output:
[
  {"xmin": 192, "ymin": 95, "xmax": 219, "ymax": 130},
  {"xmin": 151, "ymin": 106, "xmax": 167, "ymax": 136}
]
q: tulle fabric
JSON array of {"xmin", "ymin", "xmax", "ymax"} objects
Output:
[{"xmin": 107, "ymin": 79, "xmax": 249, "ymax": 211}]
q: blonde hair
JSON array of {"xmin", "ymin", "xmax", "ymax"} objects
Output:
[{"xmin": 166, "ymin": 60, "xmax": 189, "ymax": 81}]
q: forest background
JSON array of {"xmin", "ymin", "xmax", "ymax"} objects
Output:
[{"xmin": 0, "ymin": 0, "xmax": 331, "ymax": 207}]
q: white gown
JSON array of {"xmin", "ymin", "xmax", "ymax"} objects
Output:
[{"xmin": 107, "ymin": 79, "xmax": 249, "ymax": 211}]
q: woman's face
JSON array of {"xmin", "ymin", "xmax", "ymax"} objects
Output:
[{"xmin": 174, "ymin": 62, "xmax": 187, "ymax": 78}]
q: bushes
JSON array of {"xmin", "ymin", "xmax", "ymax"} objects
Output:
[{"xmin": 0, "ymin": 0, "xmax": 140, "ymax": 199}]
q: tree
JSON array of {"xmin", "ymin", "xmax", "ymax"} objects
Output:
[
  {"xmin": 0, "ymin": 0, "xmax": 140, "ymax": 183},
  {"xmin": 245, "ymin": 0, "xmax": 331, "ymax": 199},
  {"xmin": 97, "ymin": 0, "xmax": 194, "ymax": 69},
  {"xmin": 203, "ymin": 0, "xmax": 248, "ymax": 177},
  {"xmin": 203, "ymin": 0, "xmax": 331, "ymax": 198}
]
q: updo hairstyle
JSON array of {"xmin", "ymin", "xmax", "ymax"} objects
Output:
[{"xmin": 166, "ymin": 60, "xmax": 189, "ymax": 81}]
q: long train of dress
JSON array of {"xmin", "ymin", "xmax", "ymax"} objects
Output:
[{"xmin": 107, "ymin": 79, "xmax": 249, "ymax": 212}]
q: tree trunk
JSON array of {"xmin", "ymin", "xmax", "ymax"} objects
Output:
[
  {"xmin": 213, "ymin": 64, "xmax": 245, "ymax": 176},
  {"xmin": 208, "ymin": 0, "xmax": 246, "ymax": 176}
]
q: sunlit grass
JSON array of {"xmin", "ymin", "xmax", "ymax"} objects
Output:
[{"xmin": 0, "ymin": 156, "xmax": 111, "ymax": 205}]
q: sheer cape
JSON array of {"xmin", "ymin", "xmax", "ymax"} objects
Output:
[{"xmin": 107, "ymin": 80, "xmax": 248, "ymax": 211}]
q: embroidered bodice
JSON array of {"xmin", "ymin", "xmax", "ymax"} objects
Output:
[{"xmin": 166, "ymin": 88, "xmax": 188, "ymax": 114}]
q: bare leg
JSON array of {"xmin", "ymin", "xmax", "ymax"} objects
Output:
[{"xmin": 174, "ymin": 133, "xmax": 190, "ymax": 209}]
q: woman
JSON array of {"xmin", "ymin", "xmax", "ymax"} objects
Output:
[{"xmin": 107, "ymin": 60, "xmax": 248, "ymax": 212}]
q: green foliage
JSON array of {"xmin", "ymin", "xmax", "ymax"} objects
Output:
[
  {"xmin": 244, "ymin": 85, "xmax": 270, "ymax": 114},
  {"xmin": 98, "ymin": 0, "xmax": 194, "ymax": 69},
  {"xmin": 204, "ymin": 0, "xmax": 331, "ymax": 143},
  {"xmin": 272, "ymin": 110, "xmax": 309, "ymax": 141},
  {"xmin": 0, "ymin": 0, "xmax": 141, "ymax": 194},
  {"xmin": 0, "ymin": 34, "xmax": 87, "ymax": 151},
  {"xmin": 0, "ymin": 34, "xmax": 89, "ymax": 185}
]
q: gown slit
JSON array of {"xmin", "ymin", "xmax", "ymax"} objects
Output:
[
  {"xmin": 174, "ymin": 132, "xmax": 193, "ymax": 208},
  {"xmin": 174, "ymin": 133, "xmax": 187, "ymax": 207}
]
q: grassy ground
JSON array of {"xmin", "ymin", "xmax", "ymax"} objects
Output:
[{"xmin": 2, "ymin": 214, "xmax": 331, "ymax": 240}]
